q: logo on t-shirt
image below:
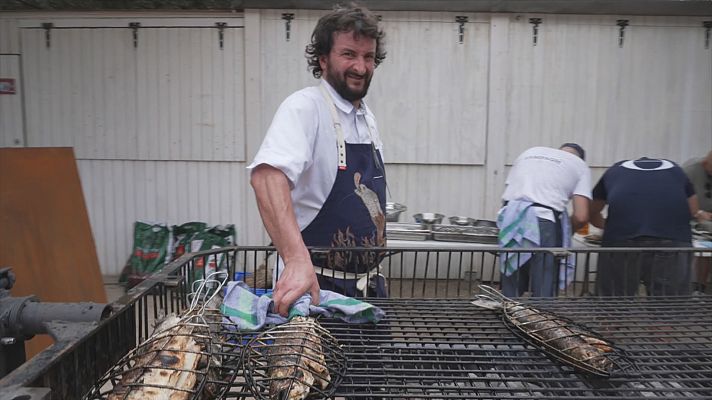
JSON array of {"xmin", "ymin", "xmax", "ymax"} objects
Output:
[{"xmin": 621, "ymin": 159, "xmax": 674, "ymax": 171}]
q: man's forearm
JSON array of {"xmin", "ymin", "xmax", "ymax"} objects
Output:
[{"xmin": 251, "ymin": 165, "xmax": 311, "ymax": 264}]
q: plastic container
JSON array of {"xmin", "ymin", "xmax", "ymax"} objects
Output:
[{"xmin": 234, "ymin": 271, "xmax": 252, "ymax": 282}]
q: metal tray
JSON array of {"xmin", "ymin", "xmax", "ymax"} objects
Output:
[
  {"xmin": 431, "ymin": 225, "xmax": 498, "ymax": 244},
  {"xmin": 386, "ymin": 222, "xmax": 431, "ymax": 241}
]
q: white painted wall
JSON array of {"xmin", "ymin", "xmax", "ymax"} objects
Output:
[
  {"xmin": 2, "ymin": 15, "xmax": 249, "ymax": 274},
  {"xmin": 504, "ymin": 15, "xmax": 712, "ymax": 167},
  {"xmin": 0, "ymin": 55, "xmax": 23, "ymax": 147},
  {"xmin": 19, "ymin": 22, "xmax": 245, "ymax": 160},
  {"xmin": 0, "ymin": 11, "xmax": 710, "ymax": 276}
]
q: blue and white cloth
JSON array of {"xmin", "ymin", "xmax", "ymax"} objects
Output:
[
  {"xmin": 497, "ymin": 200, "xmax": 540, "ymax": 277},
  {"xmin": 558, "ymin": 215, "xmax": 575, "ymax": 290},
  {"xmin": 220, "ymin": 281, "xmax": 386, "ymax": 331},
  {"xmin": 693, "ymin": 238, "xmax": 712, "ymax": 257},
  {"xmin": 498, "ymin": 199, "xmax": 576, "ymax": 289}
]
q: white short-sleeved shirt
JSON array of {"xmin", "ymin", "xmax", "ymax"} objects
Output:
[
  {"xmin": 501, "ymin": 146, "xmax": 592, "ymax": 221},
  {"xmin": 248, "ymin": 79, "xmax": 384, "ymax": 230}
]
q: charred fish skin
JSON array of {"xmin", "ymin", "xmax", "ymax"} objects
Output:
[
  {"xmin": 105, "ymin": 294, "xmax": 224, "ymax": 400},
  {"xmin": 267, "ymin": 317, "xmax": 331, "ymax": 400},
  {"xmin": 473, "ymin": 286, "xmax": 625, "ymax": 375},
  {"xmin": 106, "ymin": 315, "xmax": 203, "ymax": 400},
  {"xmin": 507, "ymin": 303, "xmax": 614, "ymax": 372}
]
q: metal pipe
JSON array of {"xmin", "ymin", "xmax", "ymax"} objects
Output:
[{"xmin": 17, "ymin": 302, "xmax": 110, "ymax": 336}]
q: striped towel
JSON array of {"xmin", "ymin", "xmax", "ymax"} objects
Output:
[
  {"xmin": 220, "ymin": 281, "xmax": 385, "ymax": 331},
  {"xmin": 558, "ymin": 213, "xmax": 575, "ymax": 290},
  {"xmin": 497, "ymin": 200, "xmax": 540, "ymax": 277}
]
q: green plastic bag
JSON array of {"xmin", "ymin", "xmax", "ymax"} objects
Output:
[
  {"xmin": 171, "ymin": 222, "xmax": 208, "ymax": 260},
  {"xmin": 189, "ymin": 224, "xmax": 236, "ymax": 280},
  {"xmin": 119, "ymin": 221, "xmax": 171, "ymax": 288}
]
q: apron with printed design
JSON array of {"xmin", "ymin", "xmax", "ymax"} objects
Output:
[{"xmin": 299, "ymin": 85, "xmax": 388, "ymax": 297}]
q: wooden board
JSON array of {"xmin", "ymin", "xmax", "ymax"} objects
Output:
[{"xmin": 0, "ymin": 147, "xmax": 106, "ymax": 358}]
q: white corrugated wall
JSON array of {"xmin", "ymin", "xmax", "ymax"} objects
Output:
[
  {"xmin": 0, "ymin": 18, "xmax": 23, "ymax": 148},
  {"xmin": 0, "ymin": 17, "xmax": 20, "ymax": 53},
  {"xmin": 0, "ymin": 54, "xmax": 23, "ymax": 147},
  {"xmin": 4, "ymin": 15, "xmax": 249, "ymax": 275},
  {"xmin": 0, "ymin": 11, "xmax": 710, "ymax": 276},
  {"xmin": 505, "ymin": 15, "xmax": 712, "ymax": 166}
]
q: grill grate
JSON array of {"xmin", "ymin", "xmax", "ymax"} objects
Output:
[
  {"xmin": 223, "ymin": 297, "xmax": 712, "ymax": 399},
  {"xmin": 81, "ymin": 296, "xmax": 712, "ymax": 399},
  {"xmin": 4, "ymin": 247, "xmax": 712, "ymax": 400}
]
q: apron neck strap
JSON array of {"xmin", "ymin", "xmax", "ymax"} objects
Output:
[{"xmin": 319, "ymin": 84, "xmax": 347, "ymax": 171}]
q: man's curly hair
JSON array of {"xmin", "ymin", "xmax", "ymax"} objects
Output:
[{"xmin": 305, "ymin": 3, "xmax": 386, "ymax": 79}]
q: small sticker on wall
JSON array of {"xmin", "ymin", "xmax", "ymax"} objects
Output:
[{"xmin": 0, "ymin": 78, "xmax": 17, "ymax": 94}]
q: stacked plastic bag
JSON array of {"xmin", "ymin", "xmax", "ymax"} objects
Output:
[{"xmin": 119, "ymin": 221, "xmax": 236, "ymax": 288}]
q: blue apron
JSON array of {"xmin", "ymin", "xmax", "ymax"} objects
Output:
[{"xmin": 300, "ymin": 88, "xmax": 388, "ymax": 297}]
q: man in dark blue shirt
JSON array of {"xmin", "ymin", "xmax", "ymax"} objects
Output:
[{"xmin": 590, "ymin": 157, "xmax": 700, "ymax": 296}]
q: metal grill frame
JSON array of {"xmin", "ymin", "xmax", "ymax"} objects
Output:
[
  {"xmin": 1, "ymin": 245, "xmax": 709, "ymax": 399},
  {"xmin": 501, "ymin": 300, "xmax": 638, "ymax": 377},
  {"xmin": 240, "ymin": 317, "xmax": 347, "ymax": 400}
]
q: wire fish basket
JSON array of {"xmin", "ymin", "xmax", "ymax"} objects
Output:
[
  {"xmin": 241, "ymin": 316, "xmax": 347, "ymax": 400},
  {"xmin": 84, "ymin": 273, "xmax": 240, "ymax": 400},
  {"xmin": 476, "ymin": 285, "xmax": 637, "ymax": 378}
]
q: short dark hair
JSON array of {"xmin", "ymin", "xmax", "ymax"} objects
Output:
[
  {"xmin": 560, "ymin": 143, "xmax": 586, "ymax": 160},
  {"xmin": 305, "ymin": 3, "xmax": 386, "ymax": 79}
]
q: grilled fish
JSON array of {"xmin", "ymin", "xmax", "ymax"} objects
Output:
[
  {"xmin": 107, "ymin": 294, "xmax": 222, "ymax": 400},
  {"xmin": 107, "ymin": 315, "xmax": 203, "ymax": 400},
  {"xmin": 473, "ymin": 285, "xmax": 620, "ymax": 375},
  {"xmin": 267, "ymin": 316, "xmax": 331, "ymax": 400},
  {"xmin": 506, "ymin": 303, "xmax": 614, "ymax": 372}
]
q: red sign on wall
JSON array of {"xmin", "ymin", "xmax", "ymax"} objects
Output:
[{"xmin": 0, "ymin": 78, "xmax": 17, "ymax": 94}]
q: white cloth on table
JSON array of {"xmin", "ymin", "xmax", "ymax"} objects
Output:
[{"xmin": 693, "ymin": 238, "xmax": 712, "ymax": 257}]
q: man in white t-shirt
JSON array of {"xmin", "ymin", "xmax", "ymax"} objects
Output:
[
  {"xmin": 248, "ymin": 4, "xmax": 388, "ymax": 316},
  {"xmin": 498, "ymin": 143, "xmax": 592, "ymax": 297}
]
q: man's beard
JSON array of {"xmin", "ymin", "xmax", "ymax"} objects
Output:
[{"xmin": 325, "ymin": 66, "xmax": 372, "ymax": 103}]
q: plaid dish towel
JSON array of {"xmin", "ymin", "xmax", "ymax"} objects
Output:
[
  {"xmin": 220, "ymin": 281, "xmax": 386, "ymax": 331},
  {"xmin": 497, "ymin": 200, "xmax": 540, "ymax": 277}
]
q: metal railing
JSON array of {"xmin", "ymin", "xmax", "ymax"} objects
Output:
[{"xmin": 224, "ymin": 245, "xmax": 706, "ymax": 298}]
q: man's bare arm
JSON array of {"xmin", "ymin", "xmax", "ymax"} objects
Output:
[
  {"xmin": 589, "ymin": 199, "xmax": 607, "ymax": 229},
  {"xmin": 570, "ymin": 195, "xmax": 590, "ymax": 232},
  {"xmin": 250, "ymin": 164, "xmax": 320, "ymax": 316}
]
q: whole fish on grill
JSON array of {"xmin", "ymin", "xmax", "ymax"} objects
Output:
[
  {"xmin": 107, "ymin": 315, "xmax": 202, "ymax": 400},
  {"xmin": 267, "ymin": 316, "xmax": 331, "ymax": 400},
  {"xmin": 105, "ymin": 295, "xmax": 222, "ymax": 400},
  {"xmin": 472, "ymin": 285, "xmax": 634, "ymax": 376},
  {"xmin": 504, "ymin": 302, "xmax": 615, "ymax": 372}
]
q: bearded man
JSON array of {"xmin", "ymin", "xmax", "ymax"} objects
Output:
[{"xmin": 249, "ymin": 4, "xmax": 389, "ymax": 316}]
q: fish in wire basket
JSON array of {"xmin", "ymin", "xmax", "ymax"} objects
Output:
[
  {"xmin": 84, "ymin": 274, "xmax": 236, "ymax": 400},
  {"xmin": 241, "ymin": 316, "xmax": 347, "ymax": 400},
  {"xmin": 473, "ymin": 285, "xmax": 637, "ymax": 377}
]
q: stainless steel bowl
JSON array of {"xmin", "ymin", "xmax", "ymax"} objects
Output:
[
  {"xmin": 385, "ymin": 202, "xmax": 407, "ymax": 222},
  {"xmin": 449, "ymin": 216, "xmax": 476, "ymax": 226},
  {"xmin": 413, "ymin": 212, "xmax": 445, "ymax": 225},
  {"xmin": 473, "ymin": 219, "xmax": 498, "ymax": 228}
]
